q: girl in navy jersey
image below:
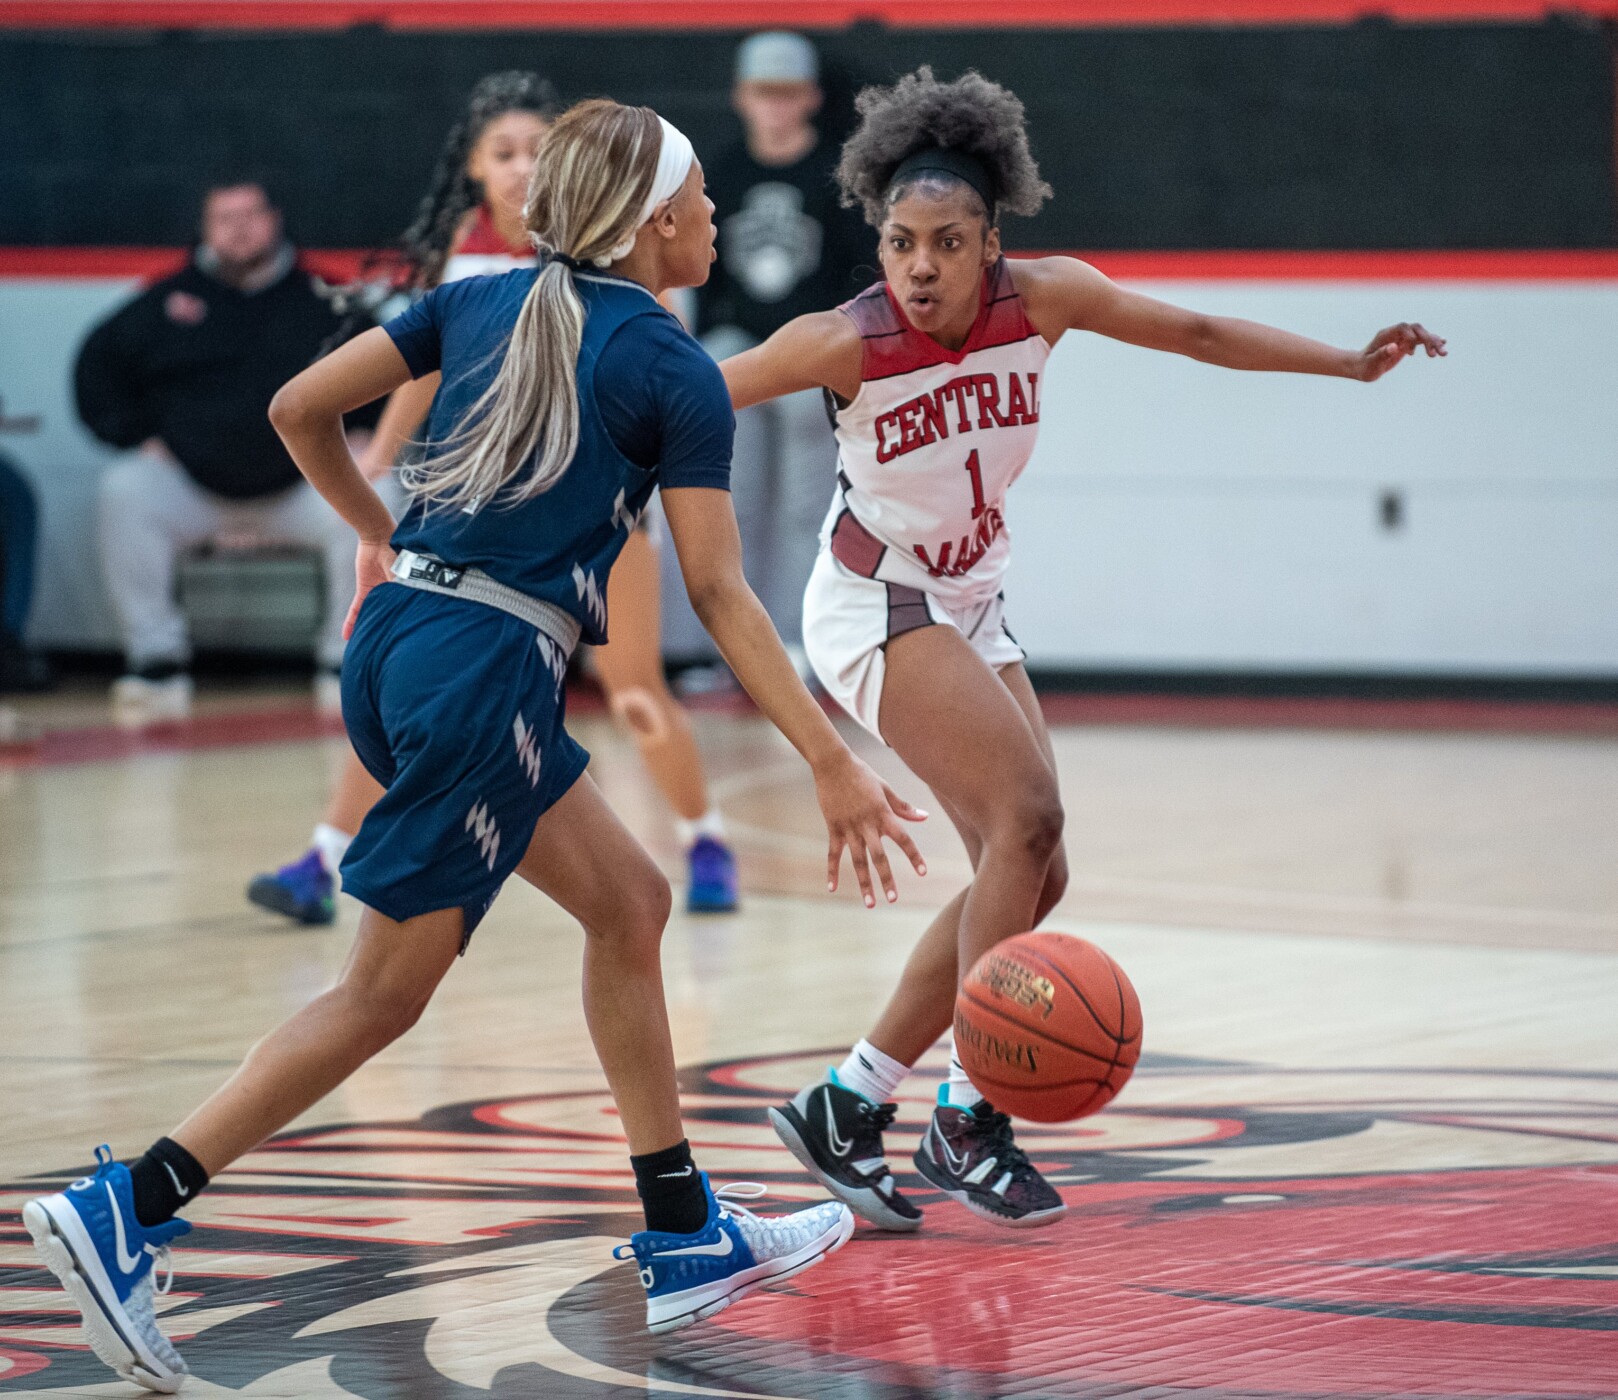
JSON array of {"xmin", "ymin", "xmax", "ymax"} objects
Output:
[
  {"xmin": 725, "ymin": 68, "xmax": 1445, "ymax": 1231},
  {"xmin": 251, "ymin": 72, "xmax": 741, "ymax": 927},
  {"xmin": 24, "ymin": 99, "xmax": 928, "ymax": 1386}
]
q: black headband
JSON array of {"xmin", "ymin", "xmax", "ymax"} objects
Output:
[{"xmin": 888, "ymin": 148, "xmax": 997, "ymax": 219}]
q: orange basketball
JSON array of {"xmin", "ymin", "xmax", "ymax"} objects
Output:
[{"xmin": 954, "ymin": 931, "xmax": 1143, "ymax": 1122}]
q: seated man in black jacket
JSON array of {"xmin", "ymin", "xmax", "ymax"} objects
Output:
[{"xmin": 74, "ymin": 178, "xmax": 383, "ymax": 723}]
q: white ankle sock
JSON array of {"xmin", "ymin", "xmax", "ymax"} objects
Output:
[
  {"xmin": 834, "ymin": 1039, "xmax": 909, "ymax": 1105},
  {"xmin": 311, "ymin": 823, "xmax": 353, "ymax": 877},
  {"xmin": 674, "ymin": 807, "xmax": 726, "ymax": 848},
  {"xmin": 944, "ymin": 1036, "xmax": 985, "ymax": 1109}
]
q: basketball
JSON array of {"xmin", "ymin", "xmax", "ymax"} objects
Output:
[{"xmin": 954, "ymin": 932, "xmax": 1143, "ymax": 1123}]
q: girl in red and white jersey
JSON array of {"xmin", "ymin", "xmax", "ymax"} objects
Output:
[
  {"xmin": 723, "ymin": 67, "xmax": 1445, "ymax": 1230},
  {"xmin": 250, "ymin": 73, "xmax": 741, "ymax": 927}
]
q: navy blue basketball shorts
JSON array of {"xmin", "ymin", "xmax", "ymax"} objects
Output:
[{"xmin": 339, "ymin": 583, "xmax": 590, "ymax": 945}]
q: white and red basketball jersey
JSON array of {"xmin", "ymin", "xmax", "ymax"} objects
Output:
[
  {"xmin": 823, "ymin": 257, "xmax": 1049, "ymax": 605},
  {"xmin": 441, "ymin": 205, "xmax": 534, "ymax": 284}
]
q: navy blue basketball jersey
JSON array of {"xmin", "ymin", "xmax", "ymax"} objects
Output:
[{"xmin": 383, "ymin": 267, "xmax": 732, "ymax": 645}]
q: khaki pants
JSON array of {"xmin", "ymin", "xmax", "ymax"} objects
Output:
[{"xmin": 98, "ymin": 450, "xmax": 402, "ymax": 670}]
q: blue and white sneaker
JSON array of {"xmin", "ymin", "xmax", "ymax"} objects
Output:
[
  {"xmin": 22, "ymin": 1146, "xmax": 192, "ymax": 1392},
  {"xmin": 246, "ymin": 847, "xmax": 337, "ymax": 925},
  {"xmin": 614, "ymin": 1175, "xmax": 853, "ymax": 1333},
  {"xmin": 686, "ymin": 835, "xmax": 739, "ymax": 914}
]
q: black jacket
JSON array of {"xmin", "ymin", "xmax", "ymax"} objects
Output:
[
  {"xmin": 696, "ymin": 138, "xmax": 873, "ymax": 343},
  {"xmin": 74, "ymin": 250, "xmax": 376, "ymax": 500}
]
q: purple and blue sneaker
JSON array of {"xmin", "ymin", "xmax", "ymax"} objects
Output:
[
  {"xmin": 614, "ymin": 1173, "xmax": 853, "ymax": 1333},
  {"xmin": 686, "ymin": 834, "xmax": 738, "ymax": 914},
  {"xmin": 247, "ymin": 847, "xmax": 336, "ymax": 925},
  {"xmin": 23, "ymin": 1146, "xmax": 192, "ymax": 1392}
]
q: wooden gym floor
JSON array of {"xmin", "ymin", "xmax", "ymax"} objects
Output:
[{"xmin": 0, "ymin": 680, "xmax": 1614, "ymax": 1397}]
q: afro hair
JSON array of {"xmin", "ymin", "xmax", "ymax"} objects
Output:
[{"xmin": 835, "ymin": 66, "xmax": 1051, "ymax": 227}]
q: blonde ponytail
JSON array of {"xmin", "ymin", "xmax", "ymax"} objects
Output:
[{"xmin": 402, "ymin": 100, "xmax": 662, "ymax": 513}]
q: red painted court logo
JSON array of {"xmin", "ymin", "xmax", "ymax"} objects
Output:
[{"xmin": 2, "ymin": 1051, "xmax": 1615, "ymax": 1396}]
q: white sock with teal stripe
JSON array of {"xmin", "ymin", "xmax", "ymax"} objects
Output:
[
  {"xmin": 833, "ymin": 1038, "xmax": 909, "ymax": 1105},
  {"xmin": 944, "ymin": 1035, "xmax": 985, "ymax": 1110}
]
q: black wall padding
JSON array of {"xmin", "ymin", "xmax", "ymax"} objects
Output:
[{"xmin": 1, "ymin": 20, "xmax": 1612, "ymax": 249}]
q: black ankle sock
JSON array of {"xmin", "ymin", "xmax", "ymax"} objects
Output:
[
  {"xmin": 129, "ymin": 1137, "xmax": 210, "ymax": 1228},
  {"xmin": 630, "ymin": 1139, "xmax": 707, "ymax": 1236}
]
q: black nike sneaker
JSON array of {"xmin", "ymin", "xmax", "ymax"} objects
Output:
[
  {"xmin": 913, "ymin": 1099, "xmax": 1067, "ymax": 1228},
  {"xmin": 768, "ymin": 1074, "xmax": 923, "ymax": 1232}
]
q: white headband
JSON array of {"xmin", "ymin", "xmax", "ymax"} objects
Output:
[{"xmin": 595, "ymin": 116, "xmax": 696, "ymax": 267}]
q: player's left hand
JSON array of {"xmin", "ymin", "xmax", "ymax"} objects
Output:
[
  {"xmin": 813, "ymin": 750, "xmax": 928, "ymax": 908},
  {"xmin": 344, "ymin": 539, "xmax": 396, "ymax": 640},
  {"xmin": 1354, "ymin": 322, "xmax": 1447, "ymax": 381}
]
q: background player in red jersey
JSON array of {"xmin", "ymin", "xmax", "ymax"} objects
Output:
[{"xmin": 723, "ymin": 67, "xmax": 1445, "ymax": 1230}]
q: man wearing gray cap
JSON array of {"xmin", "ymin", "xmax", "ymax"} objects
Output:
[{"xmin": 683, "ymin": 31, "xmax": 867, "ymax": 666}]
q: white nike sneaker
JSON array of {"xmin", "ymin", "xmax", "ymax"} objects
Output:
[
  {"xmin": 111, "ymin": 673, "xmax": 193, "ymax": 729},
  {"xmin": 614, "ymin": 1175, "xmax": 854, "ymax": 1333}
]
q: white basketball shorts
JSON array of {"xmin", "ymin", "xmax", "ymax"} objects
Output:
[{"xmin": 802, "ymin": 549, "xmax": 1025, "ymax": 743}]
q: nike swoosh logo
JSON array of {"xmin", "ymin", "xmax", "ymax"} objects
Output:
[
  {"xmin": 162, "ymin": 1162, "xmax": 190, "ymax": 1198},
  {"xmin": 659, "ymin": 1231, "xmax": 736, "ymax": 1259},
  {"xmin": 656, "ymin": 1166, "xmax": 693, "ymax": 1179},
  {"xmin": 936, "ymin": 1126, "xmax": 970, "ymax": 1176},
  {"xmin": 106, "ymin": 1183, "xmax": 143, "ymax": 1275},
  {"xmin": 825, "ymin": 1095, "xmax": 854, "ymax": 1158}
]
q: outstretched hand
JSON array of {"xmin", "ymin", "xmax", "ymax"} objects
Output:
[
  {"xmin": 344, "ymin": 539, "xmax": 397, "ymax": 640},
  {"xmin": 813, "ymin": 750, "xmax": 928, "ymax": 908},
  {"xmin": 1354, "ymin": 322, "xmax": 1447, "ymax": 382}
]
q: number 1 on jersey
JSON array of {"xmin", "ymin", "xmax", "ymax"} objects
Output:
[{"xmin": 965, "ymin": 449, "xmax": 987, "ymax": 520}]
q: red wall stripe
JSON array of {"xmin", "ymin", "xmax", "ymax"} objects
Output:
[
  {"xmin": 1042, "ymin": 250, "xmax": 1618, "ymax": 280},
  {"xmin": 0, "ymin": 248, "xmax": 372, "ymax": 281},
  {"xmin": 4, "ymin": 247, "xmax": 1617, "ymax": 282},
  {"xmin": 1, "ymin": 0, "xmax": 1615, "ymax": 28}
]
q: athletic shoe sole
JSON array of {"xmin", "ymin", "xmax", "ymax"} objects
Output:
[
  {"xmin": 911, "ymin": 1151, "xmax": 1069, "ymax": 1230},
  {"xmin": 768, "ymin": 1105, "xmax": 922, "ymax": 1233},
  {"xmin": 22, "ymin": 1198, "xmax": 186, "ymax": 1393},
  {"xmin": 645, "ymin": 1203, "xmax": 855, "ymax": 1334},
  {"xmin": 245, "ymin": 877, "xmax": 336, "ymax": 926}
]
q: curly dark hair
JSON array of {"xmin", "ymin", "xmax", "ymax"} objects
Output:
[
  {"xmin": 836, "ymin": 67, "xmax": 1051, "ymax": 228},
  {"xmin": 400, "ymin": 70, "xmax": 560, "ymax": 290}
]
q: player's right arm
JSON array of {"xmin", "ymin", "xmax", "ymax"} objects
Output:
[
  {"xmin": 649, "ymin": 323, "xmax": 925, "ymax": 905},
  {"xmin": 662, "ymin": 486, "xmax": 927, "ymax": 907},
  {"xmin": 719, "ymin": 310, "xmax": 863, "ymax": 409}
]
